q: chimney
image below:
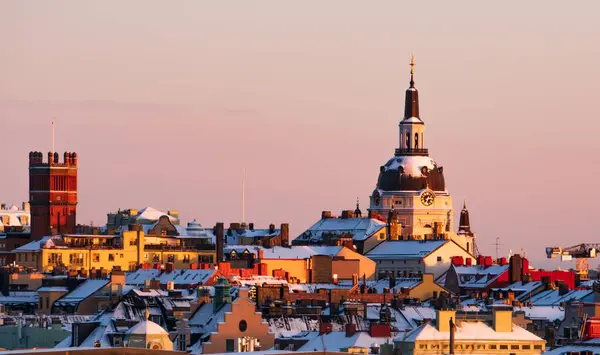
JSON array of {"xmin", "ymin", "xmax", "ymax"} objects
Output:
[
  {"xmin": 280, "ymin": 223, "xmax": 289, "ymax": 247},
  {"xmin": 345, "ymin": 323, "xmax": 356, "ymax": 337},
  {"xmin": 558, "ymin": 282, "xmax": 569, "ymax": 296},
  {"xmin": 509, "ymin": 254, "xmax": 523, "ymax": 284},
  {"xmin": 389, "ymin": 275, "xmax": 396, "ymax": 290},
  {"xmin": 249, "ymin": 223, "xmax": 254, "ymax": 231},
  {"xmin": 492, "ymin": 307, "xmax": 513, "ymax": 332},
  {"xmin": 321, "ymin": 211, "xmax": 332, "ymax": 219},
  {"xmin": 110, "ymin": 270, "xmax": 126, "ymax": 286},
  {"xmin": 165, "ymin": 262, "xmax": 174, "ymax": 273},
  {"xmin": 215, "ymin": 223, "xmax": 224, "ymax": 263},
  {"xmin": 268, "ymin": 224, "xmax": 275, "ymax": 234},
  {"xmin": 257, "ymin": 249, "xmax": 264, "ymax": 260},
  {"xmin": 319, "ymin": 323, "xmax": 332, "ymax": 335},
  {"xmin": 436, "ymin": 309, "xmax": 456, "ymax": 332},
  {"xmin": 352, "ymin": 274, "xmax": 358, "ymax": 287},
  {"xmin": 449, "ymin": 316, "xmax": 455, "ymax": 355}
]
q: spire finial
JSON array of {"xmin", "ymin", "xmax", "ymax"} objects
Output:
[
  {"xmin": 463, "ymin": 198, "xmax": 467, "ymax": 210},
  {"xmin": 356, "ymin": 197, "xmax": 360, "ymax": 209},
  {"xmin": 409, "ymin": 55, "xmax": 415, "ymax": 88}
]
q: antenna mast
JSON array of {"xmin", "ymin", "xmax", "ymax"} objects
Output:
[
  {"xmin": 494, "ymin": 237, "xmax": 501, "ymax": 260},
  {"xmin": 51, "ymin": 120, "xmax": 55, "ymax": 153},
  {"xmin": 242, "ymin": 168, "xmax": 246, "ymax": 223}
]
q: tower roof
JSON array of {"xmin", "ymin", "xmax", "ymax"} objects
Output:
[
  {"xmin": 402, "ymin": 55, "xmax": 421, "ymax": 123},
  {"xmin": 458, "ymin": 199, "xmax": 471, "ymax": 234}
]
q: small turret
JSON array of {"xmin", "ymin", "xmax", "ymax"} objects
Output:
[
  {"xmin": 458, "ymin": 200, "xmax": 471, "ymax": 234},
  {"xmin": 354, "ymin": 198, "xmax": 362, "ymax": 218}
]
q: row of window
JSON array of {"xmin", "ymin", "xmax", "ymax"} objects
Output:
[
  {"xmin": 0, "ymin": 215, "xmax": 29, "ymax": 225},
  {"xmin": 417, "ymin": 342, "xmax": 543, "ymax": 351}
]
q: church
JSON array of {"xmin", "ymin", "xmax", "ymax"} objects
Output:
[{"xmin": 368, "ymin": 57, "xmax": 476, "ymax": 255}]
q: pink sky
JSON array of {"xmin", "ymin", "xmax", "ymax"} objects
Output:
[{"xmin": 1, "ymin": 1, "xmax": 599, "ymax": 267}]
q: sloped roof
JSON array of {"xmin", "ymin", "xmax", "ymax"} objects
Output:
[
  {"xmin": 54, "ymin": 279, "xmax": 109, "ymax": 306},
  {"xmin": 298, "ymin": 217, "xmax": 386, "ymax": 242},
  {"xmin": 298, "ymin": 331, "xmax": 395, "ymax": 352},
  {"xmin": 136, "ymin": 207, "xmax": 177, "ymax": 223},
  {"xmin": 366, "ymin": 240, "xmax": 447, "ymax": 259},
  {"xmin": 226, "ymin": 245, "xmax": 343, "ymax": 260},
  {"xmin": 398, "ymin": 321, "xmax": 543, "ymax": 342},
  {"xmin": 126, "ymin": 269, "xmax": 218, "ymax": 286}
]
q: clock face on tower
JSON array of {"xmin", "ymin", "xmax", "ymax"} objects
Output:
[{"xmin": 421, "ymin": 191, "xmax": 435, "ymax": 206}]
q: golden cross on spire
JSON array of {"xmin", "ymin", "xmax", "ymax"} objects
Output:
[{"xmin": 410, "ymin": 55, "xmax": 415, "ymax": 76}]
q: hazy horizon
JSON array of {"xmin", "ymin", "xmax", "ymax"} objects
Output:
[{"xmin": 2, "ymin": 1, "xmax": 599, "ymax": 269}]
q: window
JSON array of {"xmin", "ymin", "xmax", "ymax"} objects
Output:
[
  {"xmin": 534, "ymin": 345, "xmax": 542, "ymax": 350},
  {"xmin": 120, "ymin": 254, "xmax": 124, "ymax": 258},
  {"xmin": 167, "ymin": 254, "xmax": 175, "ymax": 262},
  {"xmin": 108, "ymin": 254, "xmax": 115, "ymax": 262},
  {"xmin": 419, "ymin": 344, "xmax": 427, "ymax": 349},
  {"xmin": 522, "ymin": 345, "xmax": 531, "ymax": 350},
  {"xmin": 113, "ymin": 336, "xmax": 122, "ymax": 347},
  {"xmin": 46, "ymin": 296, "xmax": 49, "ymax": 309},
  {"xmin": 511, "ymin": 345, "xmax": 519, "ymax": 350},
  {"xmin": 239, "ymin": 320, "xmax": 247, "ymax": 332},
  {"xmin": 415, "ymin": 133, "xmax": 419, "ymax": 149},
  {"xmin": 18, "ymin": 254, "xmax": 21, "ymax": 262},
  {"xmin": 500, "ymin": 345, "xmax": 508, "ymax": 350},
  {"xmin": 489, "ymin": 345, "xmax": 497, "ymax": 350},
  {"xmin": 226, "ymin": 339, "xmax": 235, "ymax": 353},
  {"xmin": 437, "ymin": 256, "xmax": 442, "ymax": 262},
  {"xmin": 93, "ymin": 254, "xmax": 100, "ymax": 262}
]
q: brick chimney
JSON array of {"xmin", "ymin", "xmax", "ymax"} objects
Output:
[
  {"xmin": 345, "ymin": 323, "xmax": 356, "ymax": 337},
  {"xmin": 280, "ymin": 223, "xmax": 289, "ymax": 247}
]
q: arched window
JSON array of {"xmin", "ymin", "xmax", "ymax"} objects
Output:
[
  {"xmin": 406, "ymin": 132, "xmax": 410, "ymax": 149},
  {"xmin": 415, "ymin": 133, "xmax": 419, "ymax": 149}
]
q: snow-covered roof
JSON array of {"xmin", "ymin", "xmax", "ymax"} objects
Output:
[
  {"xmin": 513, "ymin": 306, "xmax": 565, "ymax": 322},
  {"xmin": 298, "ymin": 217, "xmax": 386, "ymax": 242},
  {"xmin": 54, "ymin": 279, "xmax": 109, "ymax": 306},
  {"xmin": 366, "ymin": 240, "xmax": 447, "ymax": 259},
  {"xmin": 127, "ymin": 320, "xmax": 168, "ymax": 335},
  {"xmin": 366, "ymin": 278, "xmax": 423, "ymax": 293},
  {"xmin": 37, "ymin": 286, "xmax": 69, "ymax": 293},
  {"xmin": 398, "ymin": 321, "xmax": 544, "ymax": 343},
  {"xmin": 15, "ymin": 236, "xmax": 52, "ymax": 251},
  {"xmin": 225, "ymin": 227, "xmax": 280, "ymax": 245},
  {"xmin": 136, "ymin": 207, "xmax": 178, "ymax": 223},
  {"xmin": 492, "ymin": 281, "xmax": 544, "ymax": 295},
  {"xmin": 298, "ymin": 331, "xmax": 395, "ymax": 352},
  {"xmin": 0, "ymin": 205, "xmax": 30, "ymax": 227},
  {"xmin": 381, "ymin": 155, "xmax": 437, "ymax": 177},
  {"xmin": 452, "ymin": 264, "xmax": 510, "ymax": 289},
  {"xmin": 125, "ymin": 269, "xmax": 218, "ymax": 286},
  {"xmin": 0, "ymin": 291, "xmax": 38, "ymax": 305},
  {"xmin": 527, "ymin": 289, "xmax": 594, "ymax": 306},
  {"xmin": 226, "ymin": 245, "xmax": 343, "ymax": 260}
]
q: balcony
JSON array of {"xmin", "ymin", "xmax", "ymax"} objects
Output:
[{"xmin": 395, "ymin": 148, "xmax": 429, "ymax": 156}]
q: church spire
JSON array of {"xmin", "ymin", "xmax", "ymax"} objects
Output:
[
  {"xmin": 404, "ymin": 55, "xmax": 420, "ymax": 120},
  {"xmin": 458, "ymin": 199, "xmax": 471, "ymax": 234}
]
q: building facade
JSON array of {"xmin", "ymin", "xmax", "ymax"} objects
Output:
[
  {"xmin": 15, "ymin": 228, "xmax": 216, "ymax": 272},
  {"xmin": 29, "ymin": 151, "xmax": 78, "ymax": 239},
  {"xmin": 368, "ymin": 58, "xmax": 475, "ymax": 255}
]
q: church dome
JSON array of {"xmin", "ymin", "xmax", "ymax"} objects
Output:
[
  {"xmin": 376, "ymin": 155, "xmax": 446, "ymax": 192},
  {"xmin": 127, "ymin": 320, "xmax": 169, "ymax": 336}
]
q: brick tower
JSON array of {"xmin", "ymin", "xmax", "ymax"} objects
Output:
[{"xmin": 29, "ymin": 151, "xmax": 78, "ymax": 239}]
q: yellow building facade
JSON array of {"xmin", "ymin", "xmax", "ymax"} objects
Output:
[{"xmin": 15, "ymin": 229, "xmax": 216, "ymax": 272}]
